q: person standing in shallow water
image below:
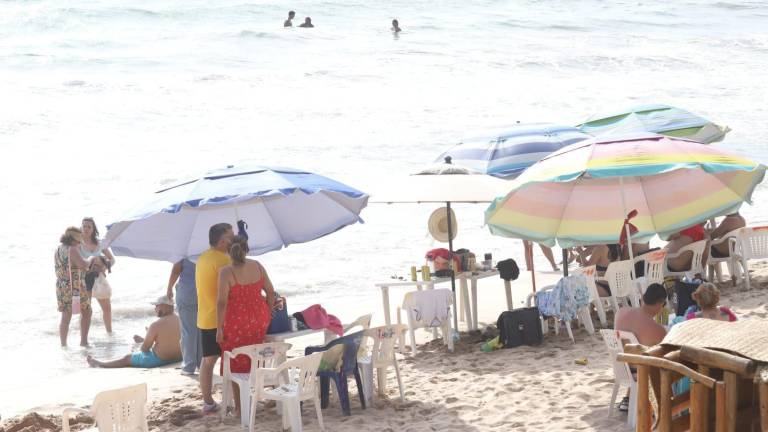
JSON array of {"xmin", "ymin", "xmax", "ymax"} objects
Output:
[
  {"xmin": 80, "ymin": 217, "xmax": 115, "ymax": 334},
  {"xmin": 299, "ymin": 17, "xmax": 313, "ymax": 28},
  {"xmin": 284, "ymin": 10, "xmax": 295, "ymax": 27},
  {"xmin": 391, "ymin": 19, "xmax": 401, "ymax": 33},
  {"xmin": 55, "ymin": 227, "xmax": 95, "ymax": 347}
]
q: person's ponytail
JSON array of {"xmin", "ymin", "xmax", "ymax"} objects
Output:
[{"xmin": 228, "ymin": 235, "xmax": 248, "ymax": 265}]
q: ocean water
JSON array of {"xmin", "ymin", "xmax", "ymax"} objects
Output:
[{"xmin": 1, "ymin": 0, "xmax": 767, "ymax": 413}]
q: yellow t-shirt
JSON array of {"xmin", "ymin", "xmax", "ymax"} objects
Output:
[{"xmin": 196, "ymin": 249, "xmax": 232, "ymax": 329}]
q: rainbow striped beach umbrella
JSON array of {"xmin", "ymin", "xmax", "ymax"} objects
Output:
[
  {"xmin": 577, "ymin": 104, "xmax": 730, "ymax": 144},
  {"xmin": 485, "ymin": 134, "xmax": 765, "ymax": 248},
  {"xmin": 435, "ymin": 123, "xmax": 591, "ymax": 179}
]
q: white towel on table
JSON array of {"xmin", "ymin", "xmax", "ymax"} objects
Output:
[{"xmin": 402, "ymin": 289, "xmax": 452, "ymax": 329}]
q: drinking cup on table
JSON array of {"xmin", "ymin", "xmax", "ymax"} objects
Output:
[
  {"xmin": 421, "ymin": 265, "xmax": 431, "ymax": 281},
  {"xmin": 410, "ymin": 266, "xmax": 417, "ymax": 281}
]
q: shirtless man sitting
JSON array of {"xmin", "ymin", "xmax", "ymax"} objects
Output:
[
  {"xmin": 614, "ymin": 283, "xmax": 668, "ymax": 347},
  {"xmin": 87, "ymin": 296, "xmax": 182, "ymax": 368},
  {"xmin": 709, "ymin": 212, "xmax": 746, "ymax": 258}
]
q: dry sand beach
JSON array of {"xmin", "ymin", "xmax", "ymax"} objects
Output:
[{"xmin": 3, "ymin": 263, "xmax": 766, "ymax": 432}]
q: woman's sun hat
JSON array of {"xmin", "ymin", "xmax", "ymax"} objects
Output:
[{"xmin": 428, "ymin": 206, "xmax": 457, "ymax": 243}]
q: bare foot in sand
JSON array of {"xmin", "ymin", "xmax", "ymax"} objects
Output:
[{"xmin": 86, "ymin": 355, "xmax": 100, "ymax": 368}]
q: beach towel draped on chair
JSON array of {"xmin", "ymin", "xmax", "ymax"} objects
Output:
[{"xmin": 536, "ymin": 274, "xmax": 589, "ymax": 321}]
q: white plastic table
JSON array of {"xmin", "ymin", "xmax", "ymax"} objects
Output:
[
  {"xmin": 264, "ymin": 328, "xmax": 332, "ymax": 343},
  {"xmin": 376, "ymin": 270, "xmax": 509, "ymax": 332},
  {"xmin": 457, "ymin": 270, "xmax": 510, "ymax": 331}
]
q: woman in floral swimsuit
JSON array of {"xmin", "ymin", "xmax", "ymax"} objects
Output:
[{"xmin": 55, "ymin": 226, "xmax": 95, "ymax": 347}]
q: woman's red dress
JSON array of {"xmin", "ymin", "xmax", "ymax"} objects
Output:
[{"xmin": 221, "ymin": 275, "xmax": 271, "ymax": 374}]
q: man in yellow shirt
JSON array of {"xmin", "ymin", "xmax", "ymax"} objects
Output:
[{"xmin": 196, "ymin": 222, "xmax": 233, "ymax": 413}]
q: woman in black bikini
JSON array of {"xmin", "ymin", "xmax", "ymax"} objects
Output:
[{"xmin": 586, "ymin": 244, "xmax": 621, "ymax": 296}]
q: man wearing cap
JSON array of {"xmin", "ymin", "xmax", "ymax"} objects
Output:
[{"xmin": 86, "ymin": 296, "xmax": 182, "ymax": 368}]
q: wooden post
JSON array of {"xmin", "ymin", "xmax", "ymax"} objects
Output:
[
  {"xmin": 659, "ymin": 370, "xmax": 673, "ymax": 432},
  {"xmin": 504, "ymin": 280, "xmax": 513, "ymax": 311},
  {"xmin": 699, "ymin": 366, "xmax": 710, "ymax": 431},
  {"xmin": 758, "ymin": 374, "xmax": 768, "ymax": 432},
  {"xmin": 724, "ymin": 371, "xmax": 738, "ymax": 432},
  {"xmin": 715, "ymin": 381, "xmax": 726, "ymax": 432},
  {"xmin": 637, "ymin": 365, "xmax": 652, "ymax": 432},
  {"xmin": 691, "ymin": 381, "xmax": 705, "ymax": 432},
  {"xmin": 759, "ymin": 377, "xmax": 768, "ymax": 432}
]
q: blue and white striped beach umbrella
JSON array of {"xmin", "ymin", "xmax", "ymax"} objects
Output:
[
  {"xmin": 576, "ymin": 104, "xmax": 730, "ymax": 144},
  {"xmin": 435, "ymin": 123, "xmax": 591, "ymax": 179},
  {"xmin": 103, "ymin": 165, "xmax": 368, "ymax": 262}
]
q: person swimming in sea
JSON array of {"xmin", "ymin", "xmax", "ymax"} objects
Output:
[
  {"xmin": 391, "ymin": 19, "xmax": 401, "ymax": 33},
  {"xmin": 299, "ymin": 17, "xmax": 314, "ymax": 28},
  {"xmin": 284, "ymin": 10, "xmax": 295, "ymax": 27}
]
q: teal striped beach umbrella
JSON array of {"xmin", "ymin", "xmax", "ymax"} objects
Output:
[{"xmin": 576, "ymin": 104, "xmax": 730, "ymax": 144}]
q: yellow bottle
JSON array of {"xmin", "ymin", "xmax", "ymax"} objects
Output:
[{"xmin": 410, "ymin": 266, "xmax": 417, "ymax": 281}]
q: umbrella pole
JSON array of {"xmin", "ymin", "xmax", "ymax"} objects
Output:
[
  {"xmin": 619, "ymin": 177, "xmax": 636, "ymax": 278},
  {"xmin": 446, "ymin": 202, "xmax": 459, "ymax": 333},
  {"xmin": 527, "ymin": 241, "xmax": 537, "ymax": 293},
  {"xmin": 562, "ymin": 248, "xmax": 569, "ymax": 277}
]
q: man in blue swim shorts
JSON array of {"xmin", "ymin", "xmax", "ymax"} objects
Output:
[{"xmin": 87, "ymin": 296, "xmax": 182, "ymax": 369}]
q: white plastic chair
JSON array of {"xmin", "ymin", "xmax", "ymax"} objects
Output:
[
  {"xmin": 358, "ymin": 324, "xmax": 407, "ymax": 407},
  {"xmin": 729, "ymin": 226, "xmax": 768, "ymax": 289},
  {"xmin": 222, "ymin": 342, "xmax": 292, "ymax": 427},
  {"xmin": 62, "ymin": 383, "xmax": 148, "ymax": 432},
  {"xmin": 574, "ymin": 265, "xmax": 607, "ymax": 327},
  {"xmin": 600, "ymin": 329, "xmax": 639, "ymax": 428},
  {"xmin": 705, "ymin": 228, "xmax": 741, "ymax": 282},
  {"xmin": 603, "ymin": 260, "xmax": 638, "ymax": 307},
  {"xmin": 632, "ymin": 250, "xmax": 667, "ymax": 299},
  {"xmin": 249, "ymin": 352, "xmax": 325, "ymax": 432},
  {"xmin": 398, "ymin": 289, "xmax": 454, "ymax": 356},
  {"xmin": 664, "ymin": 240, "xmax": 707, "ymax": 279}
]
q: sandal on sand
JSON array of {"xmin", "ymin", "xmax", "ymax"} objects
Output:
[
  {"xmin": 202, "ymin": 401, "xmax": 219, "ymax": 414},
  {"xmin": 618, "ymin": 396, "xmax": 629, "ymax": 412}
]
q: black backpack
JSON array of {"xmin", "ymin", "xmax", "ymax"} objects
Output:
[
  {"xmin": 496, "ymin": 259, "xmax": 520, "ymax": 281},
  {"xmin": 675, "ymin": 280, "xmax": 700, "ymax": 316},
  {"xmin": 496, "ymin": 308, "xmax": 542, "ymax": 348}
]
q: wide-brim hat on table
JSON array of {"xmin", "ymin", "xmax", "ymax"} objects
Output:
[{"xmin": 428, "ymin": 206, "xmax": 457, "ymax": 242}]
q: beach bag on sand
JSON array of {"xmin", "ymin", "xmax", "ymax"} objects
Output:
[{"xmin": 496, "ymin": 308, "xmax": 542, "ymax": 348}]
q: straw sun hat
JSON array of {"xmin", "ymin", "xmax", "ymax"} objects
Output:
[{"xmin": 428, "ymin": 206, "xmax": 457, "ymax": 243}]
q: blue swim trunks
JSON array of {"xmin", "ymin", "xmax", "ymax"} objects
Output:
[{"xmin": 130, "ymin": 350, "xmax": 176, "ymax": 368}]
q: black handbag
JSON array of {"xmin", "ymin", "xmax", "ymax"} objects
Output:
[{"xmin": 497, "ymin": 259, "xmax": 520, "ymax": 281}]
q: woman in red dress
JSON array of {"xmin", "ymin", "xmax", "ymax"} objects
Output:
[{"xmin": 216, "ymin": 235, "xmax": 275, "ymax": 415}]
